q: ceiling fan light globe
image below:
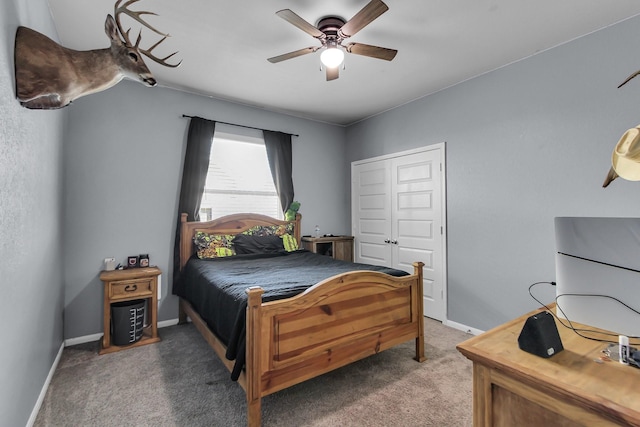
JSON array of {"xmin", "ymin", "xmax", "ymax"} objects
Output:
[{"xmin": 320, "ymin": 48, "xmax": 344, "ymax": 68}]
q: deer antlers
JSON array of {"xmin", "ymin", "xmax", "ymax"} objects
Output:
[{"xmin": 113, "ymin": 0, "xmax": 181, "ymax": 68}]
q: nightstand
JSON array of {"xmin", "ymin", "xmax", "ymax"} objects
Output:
[
  {"xmin": 99, "ymin": 266, "xmax": 161, "ymax": 354},
  {"xmin": 301, "ymin": 235, "xmax": 354, "ymax": 262}
]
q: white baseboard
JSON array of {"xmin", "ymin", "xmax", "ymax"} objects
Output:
[
  {"xmin": 158, "ymin": 318, "xmax": 180, "ymax": 328},
  {"xmin": 64, "ymin": 333, "xmax": 103, "ymax": 347},
  {"xmin": 443, "ymin": 319, "xmax": 484, "ymax": 336},
  {"xmin": 26, "ymin": 342, "xmax": 64, "ymax": 427},
  {"xmin": 64, "ymin": 318, "xmax": 181, "ymax": 346}
]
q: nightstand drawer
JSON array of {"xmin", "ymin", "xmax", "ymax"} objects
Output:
[{"xmin": 109, "ymin": 279, "xmax": 153, "ymax": 299}]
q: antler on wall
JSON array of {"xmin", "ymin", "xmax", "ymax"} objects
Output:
[{"xmin": 14, "ymin": 0, "xmax": 180, "ymax": 110}]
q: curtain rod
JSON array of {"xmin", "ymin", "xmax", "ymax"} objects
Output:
[{"xmin": 181, "ymin": 114, "xmax": 299, "ymax": 138}]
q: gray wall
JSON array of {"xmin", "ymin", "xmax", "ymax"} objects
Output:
[
  {"xmin": 347, "ymin": 15, "xmax": 640, "ymax": 331},
  {"xmin": 62, "ymin": 81, "xmax": 348, "ymax": 339},
  {"xmin": 0, "ymin": 0, "xmax": 66, "ymax": 426}
]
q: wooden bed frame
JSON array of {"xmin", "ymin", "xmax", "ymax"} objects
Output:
[{"xmin": 178, "ymin": 212, "xmax": 426, "ymax": 427}]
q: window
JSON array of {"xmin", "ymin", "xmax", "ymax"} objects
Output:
[{"xmin": 199, "ymin": 126, "xmax": 283, "ymax": 220}]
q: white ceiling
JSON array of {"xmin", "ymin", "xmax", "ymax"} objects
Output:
[{"xmin": 47, "ymin": 0, "xmax": 640, "ymax": 126}]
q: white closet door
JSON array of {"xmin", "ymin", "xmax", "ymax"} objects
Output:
[
  {"xmin": 352, "ymin": 159, "xmax": 392, "ymax": 267},
  {"xmin": 352, "ymin": 145, "xmax": 446, "ymax": 321},
  {"xmin": 391, "ymin": 150, "xmax": 444, "ymax": 321}
]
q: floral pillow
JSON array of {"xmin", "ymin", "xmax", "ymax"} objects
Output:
[
  {"xmin": 242, "ymin": 223, "xmax": 294, "ymax": 237},
  {"xmin": 193, "ymin": 232, "xmax": 235, "ymax": 259}
]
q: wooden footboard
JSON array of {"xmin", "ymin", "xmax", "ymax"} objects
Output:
[{"xmin": 245, "ymin": 262, "xmax": 425, "ymax": 427}]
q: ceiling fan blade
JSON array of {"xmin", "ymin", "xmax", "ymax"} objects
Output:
[
  {"xmin": 326, "ymin": 66, "xmax": 339, "ymax": 81},
  {"xmin": 268, "ymin": 47, "xmax": 318, "ymax": 63},
  {"xmin": 276, "ymin": 9, "xmax": 325, "ymax": 39},
  {"xmin": 339, "ymin": 0, "xmax": 389, "ymax": 38},
  {"xmin": 344, "ymin": 42, "xmax": 397, "ymax": 61}
]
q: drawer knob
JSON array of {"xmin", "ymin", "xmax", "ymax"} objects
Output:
[{"xmin": 124, "ymin": 284, "xmax": 138, "ymax": 292}]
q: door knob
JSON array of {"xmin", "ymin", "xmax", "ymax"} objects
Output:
[{"xmin": 384, "ymin": 239, "xmax": 391, "ymax": 243}]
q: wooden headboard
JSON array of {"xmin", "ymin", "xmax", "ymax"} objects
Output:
[{"xmin": 179, "ymin": 212, "xmax": 301, "ymax": 270}]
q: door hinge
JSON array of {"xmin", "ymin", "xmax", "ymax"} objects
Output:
[{"xmin": 440, "ymin": 226, "xmax": 443, "ymax": 235}]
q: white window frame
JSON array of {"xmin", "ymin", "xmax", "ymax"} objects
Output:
[{"xmin": 199, "ymin": 124, "xmax": 283, "ymax": 221}]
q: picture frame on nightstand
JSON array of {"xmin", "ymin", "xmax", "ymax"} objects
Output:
[
  {"xmin": 139, "ymin": 254, "xmax": 149, "ymax": 268},
  {"xmin": 127, "ymin": 255, "xmax": 139, "ymax": 268}
]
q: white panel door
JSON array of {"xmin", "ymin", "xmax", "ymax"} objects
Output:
[
  {"xmin": 351, "ymin": 159, "xmax": 391, "ymax": 266},
  {"xmin": 391, "ymin": 150, "xmax": 444, "ymax": 321},
  {"xmin": 352, "ymin": 145, "xmax": 446, "ymax": 321}
]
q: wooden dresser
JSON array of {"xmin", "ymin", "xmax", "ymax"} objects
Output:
[{"xmin": 457, "ymin": 305, "xmax": 640, "ymax": 426}]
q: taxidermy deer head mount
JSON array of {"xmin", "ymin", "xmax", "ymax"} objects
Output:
[{"xmin": 14, "ymin": 0, "xmax": 180, "ymax": 109}]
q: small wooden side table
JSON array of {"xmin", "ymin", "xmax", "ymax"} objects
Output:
[
  {"xmin": 99, "ymin": 266, "xmax": 161, "ymax": 354},
  {"xmin": 301, "ymin": 235, "xmax": 354, "ymax": 262}
]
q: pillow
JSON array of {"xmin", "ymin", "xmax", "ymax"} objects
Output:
[
  {"xmin": 243, "ymin": 223, "xmax": 294, "ymax": 237},
  {"xmin": 233, "ymin": 234, "xmax": 285, "ymax": 255},
  {"xmin": 281, "ymin": 234, "xmax": 298, "ymax": 252},
  {"xmin": 193, "ymin": 232, "xmax": 235, "ymax": 259}
]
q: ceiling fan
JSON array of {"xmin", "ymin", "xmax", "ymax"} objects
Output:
[{"xmin": 267, "ymin": 0, "xmax": 397, "ymax": 81}]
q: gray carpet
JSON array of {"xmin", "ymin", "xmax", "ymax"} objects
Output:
[{"xmin": 35, "ymin": 318, "xmax": 473, "ymax": 427}]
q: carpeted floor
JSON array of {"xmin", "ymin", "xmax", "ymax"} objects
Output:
[{"xmin": 35, "ymin": 318, "xmax": 473, "ymax": 427}]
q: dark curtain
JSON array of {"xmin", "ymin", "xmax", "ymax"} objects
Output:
[
  {"xmin": 172, "ymin": 118, "xmax": 216, "ymax": 295},
  {"xmin": 263, "ymin": 130, "xmax": 294, "ymax": 213}
]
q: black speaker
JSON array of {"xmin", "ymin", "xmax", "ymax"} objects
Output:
[{"xmin": 518, "ymin": 311, "xmax": 564, "ymax": 358}]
